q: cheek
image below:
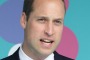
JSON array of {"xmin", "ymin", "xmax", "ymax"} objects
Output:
[
  {"xmin": 55, "ymin": 27, "xmax": 63, "ymax": 39},
  {"xmin": 28, "ymin": 22, "xmax": 45, "ymax": 39}
]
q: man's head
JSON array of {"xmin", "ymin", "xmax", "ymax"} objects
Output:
[{"xmin": 20, "ymin": 0, "xmax": 65, "ymax": 59}]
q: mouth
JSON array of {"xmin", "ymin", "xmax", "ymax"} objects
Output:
[
  {"xmin": 40, "ymin": 39, "xmax": 54, "ymax": 43},
  {"xmin": 40, "ymin": 38, "xmax": 54, "ymax": 48}
]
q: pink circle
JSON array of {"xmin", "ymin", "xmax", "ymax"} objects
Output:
[
  {"xmin": 64, "ymin": 0, "xmax": 69, "ymax": 10},
  {"xmin": 56, "ymin": 26, "xmax": 78, "ymax": 59}
]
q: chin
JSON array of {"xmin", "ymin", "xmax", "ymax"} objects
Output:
[{"xmin": 38, "ymin": 49, "xmax": 54, "ymax": 56}]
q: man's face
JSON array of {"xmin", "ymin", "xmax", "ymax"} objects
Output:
[{"xmin": 22, "ymin": 0, "xmax": 65, "ymax": 57}]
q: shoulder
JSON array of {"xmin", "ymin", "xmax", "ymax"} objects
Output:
[
  {"xmin": 54, "ymin": 51, "xmax": 74, "ymax": 60},
  {"xmin": 1, "ymin": 48, "xmax": 20, "ymax": 60}
]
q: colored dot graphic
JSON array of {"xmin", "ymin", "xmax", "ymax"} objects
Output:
[
  {"xmin": 56, "ymin": 26, "xmax": 78, "ymax": 59},
  {"xmin": 0, "ymin": 0, "xmax": 7, "ymax": 6},
  {"xmin": 64, "ymin": 0, "xmax": 69, "ymax": 10}
]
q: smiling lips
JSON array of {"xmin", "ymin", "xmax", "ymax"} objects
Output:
[
  {"xmin": 40, "ymin": 39, "xmax": 54, "ymax": 43},
  {"xmin": 40, "ymin": 39, "xmax": 54, "ymax": 48}
]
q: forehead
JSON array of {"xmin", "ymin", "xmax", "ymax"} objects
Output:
[
  {"xmin": 29, "ymin": 0, "xmax": 65, "ymax": 20},
  {"xmin": 33, "ymin": 0, "xmax": 64, "ymax": 4},
  {"xmin": 33, "ymin": 0, "xmax": 65, "ymax": 10}
]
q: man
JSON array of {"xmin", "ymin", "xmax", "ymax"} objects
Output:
[{"xmin": 2, "ymin": 0, "xmax": 73, "ymax": 60}]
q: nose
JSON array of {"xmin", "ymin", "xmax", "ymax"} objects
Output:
[{"xmin": 44, "ymin": 22, "xmax": 54, "ymax": 36}]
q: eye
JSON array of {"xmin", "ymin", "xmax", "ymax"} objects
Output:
[
  {"xmin": 37, "ymin": 18, "xmax": 46, "ymax": 23},
  {"xmin": 54, "ymin": 20, "xmax": 63, "ymax": 26}
]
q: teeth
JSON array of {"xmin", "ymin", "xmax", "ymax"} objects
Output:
[
  {"xmin": 44, "ymin": 40, "xmax": 51, "ymax": 43},
  {"xmin": 40, "ymin": 39, "xmax": 53, "ymax": 43}
]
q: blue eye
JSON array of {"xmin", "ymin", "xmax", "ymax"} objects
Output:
[
  {"xmin": 38, "ymin": 18, "xmax": 44, "ymax": 21},
  {"xmin": 54, "ymin": 20, "xmax": 63, "ymax": 26},
  {"xmin": 37, "ymin": 18, "xmax": 46, "ymax": 23},
  {"xmin": 56, "ymin": 20, "xmax": 61, "ymax": 23}
]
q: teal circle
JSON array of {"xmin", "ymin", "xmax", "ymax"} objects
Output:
[
  {"xmin": 0, "ymin": 0, "xmax": 7, "ymax": 6},
  {"xmin": 0, "ymin": 37, "xmax": 14, "ymax": 59}
]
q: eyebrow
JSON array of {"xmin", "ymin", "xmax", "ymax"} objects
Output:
[
  {"xmin": 54, "ymin": 18, "xmax": 63, "ymax": 21},
  {"xmin": 35, "ymin": 16, "xmax": 63, "ymax": 21},
  {"xmin": 36, "ymin": 16, "xmax": 48, "ymax": 20}
]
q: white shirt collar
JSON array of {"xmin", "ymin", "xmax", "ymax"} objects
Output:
[{"xmin": 19, "ymin": 46, "xmax": 54, "ymax": 60}]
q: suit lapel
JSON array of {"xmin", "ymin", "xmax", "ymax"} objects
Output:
[
  {"xmin": 10, "ymin": 48, "xmax": 20, "ymax": 60},
  {"xmin": 54, "ymin": 51, "xmax": 74, "ymax": 60},
  {"xmin": 54, "ymin": 51, "xmax": 62, "ymax": 60}
]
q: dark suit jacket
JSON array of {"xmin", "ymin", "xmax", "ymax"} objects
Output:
[{"xmin": 1, "ymin": 48, "xmax": 74, "ymax": 60}]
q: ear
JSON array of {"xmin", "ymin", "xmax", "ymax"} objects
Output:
[{"xmin": 20, "ymin": 12, "xmax": 27, "ymax": 29}]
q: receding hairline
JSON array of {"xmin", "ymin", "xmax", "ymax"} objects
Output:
[{"xmin": 23, "ymin": 0, "xmax": 66, "ymax": 20}]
